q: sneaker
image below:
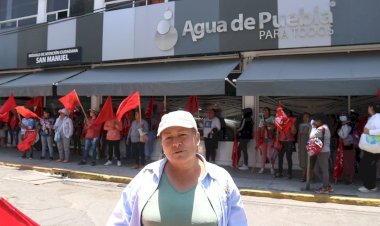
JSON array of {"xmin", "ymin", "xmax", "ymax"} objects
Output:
[
  {"xmin": 91, "ymin": 161, "xmax": 96, "ymax": 166},
  {"xmin": 78, "ymin": 161, "xmax": 86, "ymax": 165},
  {"xmin": 104, "ymin": 160, "xmax": 112, "ymax": 166},
  {"xmin": 358, "ymin": 186, "xmax": 378, "ymax": 192},
  {"xmin": 238, "ymin": 165, "xmax": 249, "ymax": 170},
  {"xmin": 327, "ymin": 185, "xmax": 334, "ymax": 193},
  {"xmin": 274, "ymin": 173, "xmax": 283, "ymax": 178},
  {"xmin": 117, "ymin": 161, "xmax": 122, "ymax": 167},
  {"xmin": 270, "ymin": 168, "xmax": 275, "ymax": 175},
  {"xmin": 315, "ymin": 187, "xmax": 330, "ymax": 194},
  {"xmin": 258, "ymin": 168, "xmax": 264, "ymax": 174}
]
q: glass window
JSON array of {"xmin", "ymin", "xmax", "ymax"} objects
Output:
[
  {"xmin": 47, "ymin": 0, "xmax": 69, "ymax": 13},
  {"xmin": 0, "ymin": 0, "xmax": 7, "ymax": 20},
  {"xmin": 18, "ymin": 17, "xmax": 36, "ymax": 27},
  {"xmin": 0, "ymin": 21, "xmax": 16, "ymax": 30},
  {"xmin": 70, "ymin": 0, "xmax": 94, "ymax": 17},
  {"xmin": 12, "ymin": 0, "xmax": 38, "ymax": 19},
  {"xmin": 47, "ymin": 14, "xmax": 56, "ymax": 22}
]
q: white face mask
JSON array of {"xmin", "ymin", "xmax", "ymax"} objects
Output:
[{"xmin": 339, "ymin": 116, "xmax": 347, "ymax": 122}]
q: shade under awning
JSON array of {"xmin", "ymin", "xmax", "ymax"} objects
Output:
[
  {"xmin": 57, "ymin": 59, "xmax": 239, "ymax": 96},
  {"xmin": 0, "ymin": 69, "xmax": 85, "ymax": 97},
  {"xmin": 0, "ymin": 73, "xmax": 26, "ymax": 85},
  {"xmin": 237, "ymin": 51, "xmax": 380, "ymax": 96}
]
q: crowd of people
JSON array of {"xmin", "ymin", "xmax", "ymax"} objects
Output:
[{"xmin": 0, "ymin": 101, "xmax": 379, "ymax": 196}]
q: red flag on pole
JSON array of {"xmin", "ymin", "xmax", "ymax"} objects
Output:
[
  {"xmin": 0, "ymin": 93, "xmax": 16, "ymax": 114},
  {"xmin": 145, "ymin": 97, "xmax": 154, "ymax": 118},
  {"xmin": 0, "ymin": 197, "xmax": 39, "ymax": 226},
  {"xmin": 116, "ymin": 92, "xmax": 140, "ymax": 122},
  {"xmin": 0, "ymin": 112, "xmax": 9, "ymax": 122},
  {"xmin": 185, "ymin": 96, "xmax": 198, "ymax": 114},
  {"xmin": 17, "ymin": 131, "xmax": 37, "ymax": 152},
  {"xmin": 231, "ymin": 135, "xmax": 239, "ymax": 168},
  {"xmin": 94, "ymin": 96, "xmax": 114, "ymax": 125},
  {"xmin": 15, "ymin": 106, "xmax": 39, "ymax": 119},
  {"xmin": 333, "ymin": 139, "xmax": 344, "ymax": 181},
  {"xmin": 58, "ymin": 90, "xmax": 81, "ymax": 112},
  {"xmin": 25, "ymin": 96, "xmax": 43, "ymax": 117}
]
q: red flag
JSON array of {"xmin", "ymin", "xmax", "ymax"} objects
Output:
[
  {"xmin": 116, "ymin": 92, "xmax": 140, "ymax": 122},
  {"xmin": 377, "ymin": 89, "xmax": 380, "ymax": 98},
  {"xmin": 15, "ymin": 106, "xmax": 39, "ymax": 119},
  {"xmin": 145, "ymin": 97, "xmax": 154, "ymax": 118},
  {"xmin": 17, "ymin": 131, "xmax": 37, "ymax": 152},
  {"xmin": 94, "ymin": 96, "xmax": 114, "ymax": 125},
  {"xmin": 0, "ymin": 93, "xmax": 16, "ymax": 114},
  {"xmin": 0, "ymin": 111, "xmax": 9, "ymax": 122},
  {"xmin": 0, "ymin": 197, "xmax": 39, "ymax": 226},
  {"xmin": 333, "ymin": 139, "xmax": 344, "ymax": 181},
  {"xmin": 231, "ymin": 135, "xmax": 239, "ymax": 168},
  {"xmin": 185, "ymin": 96, "xmax": 198, "ymax": 114},
  {"xmin": 274, "ymin": 103, "xmax": 295, "ymax": 132},
  {"xmin": 25, "ymin": 96, "xmax": 43, "ymax": 117},
  {"xmin": 59, "ymin": 90, "xmax": 81, "ymax": 112}
]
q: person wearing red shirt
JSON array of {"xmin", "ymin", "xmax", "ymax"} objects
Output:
[
  {"xmin": 79, "ymin": 109, "xmax": 102, "ymax": 166},
  {"xmin": 8, "ymin": 110, "xmax": 20, "ymax": 147}
]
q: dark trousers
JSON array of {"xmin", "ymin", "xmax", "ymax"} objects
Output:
[
  {"xmin": 278, "ymin": 141, "xmax": 295, "ymax": 175},
  {"xmin": 238, "ymin": 139, "xmax": 250, "ymax": 166},
  {"xmin": 359, "ymin": 151, "xmax": 380, "ymax": 189},
  {"xmin": 132, "ymin": 142, "xmax": 145, "ymax": 165},
  {"xmin": 107, "ymin": 140, "xmax": 121, "ymax": 161},
  {"xmin": 204, "ymin": 137, "xmax": 218, "ymax": 162}
]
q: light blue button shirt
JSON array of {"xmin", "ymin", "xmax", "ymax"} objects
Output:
[{"xmin": 107, "ymin": 154, "xmax": 248, "ymax": 226}]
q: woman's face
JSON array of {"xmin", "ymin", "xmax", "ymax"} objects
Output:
[
  {"xmin": 314, "ymin": 120, "xmax": 322, "ymax": 127},
  {"xmin": 263, "ymin": 109, "xmax": 270, "ymax": 118},
  {"xmin": 303, "ymin": 114, "xmax": 310, "ymax": 123},
  {"xmin": 161, "ymin": 126, "xmax": 200, "ymax": 165},
  {"xmin": 368, "ymin": 106, "xmax": 375, "ymax": 116}
]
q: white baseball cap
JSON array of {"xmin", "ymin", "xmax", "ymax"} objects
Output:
[
  {"xmin": 58, "ymin": 108, "xmax": 70, "ymax": 116},
  {"xmin": 157, "ymin": 110, "xmax": 198, "ymax": 136}
]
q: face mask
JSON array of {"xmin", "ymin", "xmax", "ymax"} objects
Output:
[{"xmin": 339, "ymin": 116, "xmax": 347, "ymax": 122}]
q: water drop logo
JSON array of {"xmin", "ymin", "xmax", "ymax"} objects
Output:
[{"xmin": 154, "ymin": 9, "xmax": 178, "ymax": 51}]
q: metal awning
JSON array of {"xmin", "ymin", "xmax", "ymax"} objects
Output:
[
  {"xmin": 236, "ymin": 51, "xmax": 380, "ymax": 96},
  {"xmin": 57, "ymin": 60, "xmax": 239, "ymax": 96},
  {"xmin": 0, "ymin": 69, "xmax": 85, "ymax": 97},
  {"xmin": 0, "ymin": 73, "xmax": 26, "ymax": 85}
]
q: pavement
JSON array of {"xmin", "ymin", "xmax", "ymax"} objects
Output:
[{"xmin": 0, "ymin": 147, "xmax": 379, "ymax": 207}]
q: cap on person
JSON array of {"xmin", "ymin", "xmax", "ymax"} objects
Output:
[
  {"xmin": 58, "ymin": 108, "xmax": 70, "ymax": 116},
  {"xmin": 157, "ymin": 110, "xmax": 198, "ymax": 136}
]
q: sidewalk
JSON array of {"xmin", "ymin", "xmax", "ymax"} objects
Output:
[{"xmin": 0, "ymin": 147, "xmax": 379, "ymax": 206}]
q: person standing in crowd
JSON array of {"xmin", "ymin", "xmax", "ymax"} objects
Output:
[
  {"xmin": 39, "ymin": 109, "xmax": 55, "ymax": 160},
  {"xmin": 127, "ymin": 111, "xmax": 149, "ymax": 169},
  {"xmin": 8, "ymin": 110, "xmax": 20, "ymax": 147},
  {"xmin": 276, "ymin": 109, "xmax": 297, "ymax": 179},
  {"xmin": 258, "ymin": 107, "xmax": 276, "ymax": 174},
  {"xmin": 107, "ymin": 110, "xmax": 248, "ymax": 226},
  {"xmin": 54, "ymin": 108, "xmax": 73, "ymax": 163},
  {"xmin": 145, "ymin": 115, "xmax": 158, "ymax": 162},
  {"xmin": 310, "ymin": 113, "xmax": 333, "ymax": 194},
  {"xmin": 236, "ymin": 108, "xmax": 253, "ymax": 170},
  {"xmin": 337, "ymin": 112, "xmax": 355, "ymax": 185},
  {"xmin": 0, "ymin": 122, "xmax": 6, "ymax": 147},
  {"xmin": 104, "ymin": 114, "xmax": 123, "ymax": 167},
  {"xmin": 202, "ymin": 108, "xmax": 221, "ymax": 163},
  {"xmin": 358, "ymin": 102, "xmax": 380, "ymax": 192},
  {"xmin": 72, "ymin": 109, "xmax": 84, "ymax": 155},
  {"xmin": 298, "ymin": 112, "xmax": 311, "ymax": 182},
  {"xmin": 79, "ymin": 109, "xmax": 102, "ymax": 166},
  {"xmin": 20, "ymin": 114, "xmax": 36, "ymax": 159},
  {"xmin": 327, "ymin": 114, "xmax": 339, "ymax": 173}
]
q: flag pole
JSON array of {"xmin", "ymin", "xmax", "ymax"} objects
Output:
[{"xmin": 74, "ymin": 89, "xmax": 88, "ymax": 121}]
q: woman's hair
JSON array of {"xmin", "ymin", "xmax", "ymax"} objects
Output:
[
  {"xmin": 263, "ymin": 107, "xmax": 271, "ymax": 114},
  {"xmin": 312, "ymin": 113, "xmax": 327, "ymax": 124},
  {"xmin": 370, "ymin": 101, "xmax": 380, "ymax": 113}
]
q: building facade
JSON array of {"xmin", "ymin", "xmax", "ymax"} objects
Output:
[{"xmin": 1, "ymin": 0, "xmax": 380, "ymax": 166}]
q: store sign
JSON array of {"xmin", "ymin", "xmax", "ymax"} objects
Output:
[
  {"xmin": 182, "ymin": 6, "xmax": 333, "ymax": 42},
  {"xmin": 27, "ymin": 47, "xmax": 82, "ymax": 66}
]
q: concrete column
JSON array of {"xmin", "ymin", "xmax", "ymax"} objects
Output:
[
  {"xmin": 91, "ymin": 95, "xmax": 102, "ymax": 111},
  {"xmin": 5, "ymin": 0, "xmax": 13, "ymax": 19},
  {"xmin": 37, "ymin": 0, "xmax": 47, "ymax": 23},
  {"xmin": 94, "ymin": 0, "xmax": 105, "ymax": 12}
]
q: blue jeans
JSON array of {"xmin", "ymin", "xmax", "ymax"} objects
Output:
[
  {"xmin": 9, "ymin": 128, "xmax": 20, "ymax": 146},
  {"xmin": 41, "ymin": 135, "xmax": 53, "ymax": 158},
  {"xmin": 82, "ymin": 137, "xmax": 99, "ymax": 162}
]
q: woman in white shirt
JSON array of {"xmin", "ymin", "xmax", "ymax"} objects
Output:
[{"xmin": 358, "ymin": 102, "xmax": 380, "ymax": 192}]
